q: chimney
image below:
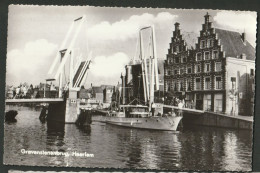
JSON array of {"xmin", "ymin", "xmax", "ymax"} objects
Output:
[
  {"xmin": 241, "ymin": 32, "xmax": 246, "ymax": 44},
  {"xmin": 204, "ymin": 12, "xmax": 210, "ymax": 24},
  {"xmin": 241, "ymin": 53, "xmax": 247, "ymax": 60},
  {"xmin": 174, "ymin": 22, "xmax": 180, "ymax": 31},
  {"xmin": 91, "ymin": 83, "xmax": 92, "ymax": 88}
]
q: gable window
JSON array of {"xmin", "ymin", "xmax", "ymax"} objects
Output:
[
  {"xmin": 216, "ymin": 76, "xmax": 222, "ymax": 89},
  {"xmin": 200, "ymin": 40, "xmax": 206, "ymax": 49},
  {"xmin": 207, "ymin": 39, "xmax": 211, "ymax": 48},
  {"xmin": 205, "ymin": 51, "xmax": 210, "ymax": 60},
  {"xmin": 181, "ymin": 55, "xmax": 187, "ymax": 63},
  {"xmin": 174, "ymin": 69, "xmax": 178, "ymax": 75},
  {"xmin": 180, "ymin": 68, "xmax": 184, "ymax": 75},
  {"xmin": 205, "ymin": 63, "xmax": 211, "ymax": 72},
  {"xmin": 205, "ymin": 77, "xmax": 211, "ymax": 90},
  {"xmin": 175, "ymin": 57, "xmax": 179, "ymax": 63},
  {"xmin": 196, "ymin": 64, "xmax": 201, "ymax": 73},
  {"xmin": 209, "ymin": 39, "xmax": 214, "ymax": 47},
  {"xmin": 187, "ymin": 67, "xmax": 192, "ymax": 74},
  {"xmin": 196, "ymin": 53, "xmax": 202, "ymax": 61},
  {"xmin": 215, "ymin": 62, "xmax": 222, "ymax": 71},
  {"xmin": 195, "ymin": 78, "xmax": 201, "ymax": 90},
  {"xmin": 167, "ymin": 70, "xmax": 171, "ymax": 75},
  {"xmin": 176, "ymin": 46, "xmax": 179, "ymax": 53},
  {"xmin": 213, "ymin": 50, "xmax": 219, "ymax": 59}
]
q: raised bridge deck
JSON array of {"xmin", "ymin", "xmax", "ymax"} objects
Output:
[{"xmin": 6, "ymin": 98, "xmax": 64, "ymax": 104}]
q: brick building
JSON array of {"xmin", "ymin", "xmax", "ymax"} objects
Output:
[{"xmin": 164, "ymin": 13, "xmax": 255, "ymax": 116}]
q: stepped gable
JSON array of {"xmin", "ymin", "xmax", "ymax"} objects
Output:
[{"xmin": 214, "ymin": 28, "xmax": 255, "ymax": 60}]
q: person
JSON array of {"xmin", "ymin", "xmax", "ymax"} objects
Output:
[
  {"xmin": 191, "ymin": 100, "xmax": 195, "ymax": 109},
  {"xmin": 151, "ymin": 102, "xmax": 156, "ymax": 116},
  {"xmin": 178, "ymin": 100, "xmax": 184, "ymax": 116}
]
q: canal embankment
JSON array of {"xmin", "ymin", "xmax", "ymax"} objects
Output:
[{"xmin": 182, "ymin": 111, "xmax": 253, "ymax": 130}]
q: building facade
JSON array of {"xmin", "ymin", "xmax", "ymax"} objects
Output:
[{"xmin": 164, "ymin": 13, "xmax": 255, "ymax": 116}]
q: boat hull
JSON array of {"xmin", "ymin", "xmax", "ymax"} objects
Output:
[{"xmin": 92, "ymin": 115, "xmax": 182, "ymax": 131}]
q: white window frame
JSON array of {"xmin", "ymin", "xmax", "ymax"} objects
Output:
[
  {"xmin": 195, "ymin": 77, "xmax": 201, "ymax": 90},
  {"xmin": 196, "ymin": 52, "xmax": 202, "ymax": 61},
  {"xmin": 212, "ymin": 50, "xmax": 219, "ymax": 59},
  {"xmin": 215, "ymin": 76, "xmax": 222, "ymax": 90},
  {"xmin": 187, "ymin": 67, "xmax": 192, "ymax": 74},
  {"xmin": 201, "ymin": 40, "xmax": 206, "ymax": 49},
  {"xmin": 174, "ymin": 69, "xmax": 179, "ymax": 75},
  {"xmin": 204, "ymin": 51, "xmax": 210, "ymax": 60},
  {"xmin": 196, "ymin": 64, "xmax": 201, "ymax": 73},
  {"xmin": 186, "ymin": 78, "xmax": 192, "ymax": 91},
  {"xmin": 179, "ymin": 79, "xmax": 184, "ymax": 91},
  {"xmin": 205, "ymin": 63, "xmax": 211, "ymax": 72},
  {"xmin": 204, "ymin": 77, "xmax": 211, "ymax": 90},
  {"xmin": 215, "ymin": 62, "xmax": 222, "ymax": 72},
  {"xmin": 207, "ymin": 39, "xmax": 211, "ymax": 48}
]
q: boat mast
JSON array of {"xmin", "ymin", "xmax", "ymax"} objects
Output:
[
  {"xmin": 139, "ymin": 26, "xmax": 159, "ymax": 110},
  {"xmin": 139, "ymin": 31, "xmax": 147, "ymax": 103},
  {"xmin": 152, "ymin": 25, "xmax": 159, "ymax": 90}
]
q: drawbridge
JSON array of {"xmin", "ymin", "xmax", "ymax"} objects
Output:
[{"xmin": 6, "ymin": 15, "xmax": 91, "ymax": 105}]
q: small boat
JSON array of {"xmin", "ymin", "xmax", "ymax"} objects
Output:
[{"xmin": 5, "ymin": 110, "xmax": 18, "ymax": 122}]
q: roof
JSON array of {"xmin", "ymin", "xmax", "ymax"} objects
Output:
[
  {"xmin": 92, "ymin": 86, "xmax": 103, "ymax": 93},
  {"xmin": 215, "ymin": 28, "xmax": 255, "ymax": 60}
]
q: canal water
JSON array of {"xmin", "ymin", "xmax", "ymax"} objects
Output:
[{"xmin": 4, "ymin": 105, "xmax": 252, "ymax": 171}]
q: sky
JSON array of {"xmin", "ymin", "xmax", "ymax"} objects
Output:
[{"xmin": 6, "ymin": 5, "xmax": 257, "ymax": 88}]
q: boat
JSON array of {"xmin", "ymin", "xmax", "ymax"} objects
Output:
[
  {"xmin": 93, "ymin": 104, "xmax": 182, "ymax": 131},
  {"xmin": 92, "ymin": 26, "xmax": 182, "ymax": 131}
]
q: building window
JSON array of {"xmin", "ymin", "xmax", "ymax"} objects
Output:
[
  {"xmin": 214, "ymin": 94, "xmax": 223, "ymax": 112},
  {"xmin": 215, "ymin": 76, "xmax": 222, "ymax": 89},
  {"xmin": 179, "ymin": 80, "xmax": 184, "ymax": 91},
  {"xmin": 175, "ymin": 57, "xmax": 179, "ymax": 63},
  {"xmin": 215, "ymin": 62, "xmax": 222, "ymax": 71},
  {"xmin": 180, "ymin": 68, "xmax": 184, "ymax": 74},
  {"xmin": 205, "ymin": 51, "xmax": 210, "ymax": 60},
  {"xmin": 167, "ymin": 70, "xmax": 171, "ymax": 75},
  {"xmin": 181, "ymin": 56, "xmax": 187, "ymax": 63},
  {"xmin": 196, "ymin": 64, "xmax": 201, "ymax": 73},
  {"xmin": 201, "ymin": 40, "xmax": 206, "ymax": 49},
  {"xmin": 205, "ymin": 63, "xmax": 210, "ymax": 72},
  {"xmin": 207, "ymin": 39, "xmax": 211, "ymax": 48},
  {"xmin": 250, "ymin": 69, "xmax": 255, "ymax": 76},
  {"xmin": 187, "ymin": 79, "xmax": 192, "ymax": 91},
  {"xmin": 187, "ymin": 67, "xmax": 192, "ymax": 74},
  {"xmin": 231, "ymin": 77, "xmax": 236, "ymax": 89},
  {"xmin": 204, "ymin": 94, "xmax": 211, "ymax": 111},
  {"xmin": 205, "ymin": 77, "xmax": 211, "ymax": 90},
  {"xmin": 212, "ymin": 50, "xmax": 218, "ymax": 59},
  {"xmin": 209, "ymin": 39, "xmax": 214, "ymax": 47},
  {"xmin": 176, "ymin": 46, "xmax": 179, "ymax": 53},
  {"xmin": 196, "ymin": 53, "xmax": 202, "ymax": 61},
  {"xmin": 195, "ymin": 78, "xmax": 201, "ymax": 90},
  {"xmin": 173, "ymin": 81, "xmax": 177, "ymax": 91},
  {"xmin": 174, "ymin": 69, "xmax": 178, "ymax": 75}
]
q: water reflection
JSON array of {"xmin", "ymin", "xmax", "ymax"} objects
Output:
[{"xmin": 4, "ymin": 106, "xmax": 252, "ymax": 171}]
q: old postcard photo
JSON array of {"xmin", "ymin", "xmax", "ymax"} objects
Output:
[{"xmin": 4, "ymin": 5, "xmax": 256, "ymax": 171}]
